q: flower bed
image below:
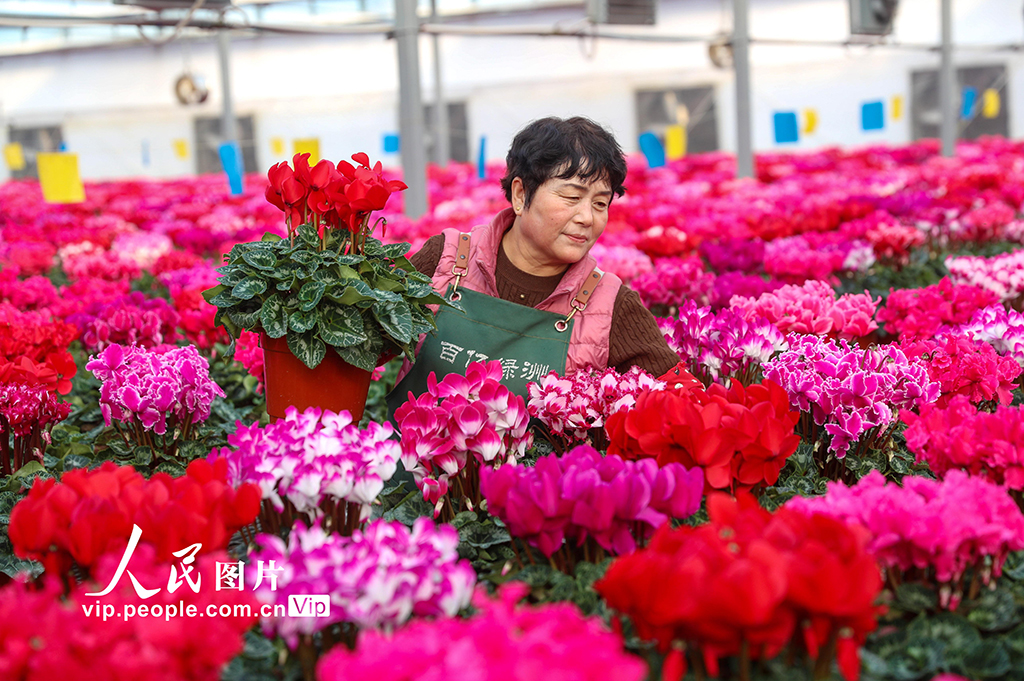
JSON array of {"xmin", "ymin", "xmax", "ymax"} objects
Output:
[{"xmin": 1, "ymin": 138, "xmax": 1024, "ymax": 681}]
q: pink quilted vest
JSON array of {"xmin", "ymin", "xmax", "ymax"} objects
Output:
[{"xmin": 428, "ymin": 208, "xmax": 621, "ymax": 375}]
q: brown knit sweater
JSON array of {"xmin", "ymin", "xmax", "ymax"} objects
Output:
[{"xmin": 408, "ymin": 233, "xmax": 679, "ymax": 377}]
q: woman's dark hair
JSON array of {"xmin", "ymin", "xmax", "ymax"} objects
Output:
[{"xmin": 500, "ymin": 116, "xmax": 627, "ymax": 207}]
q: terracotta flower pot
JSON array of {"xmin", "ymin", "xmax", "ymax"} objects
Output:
[{"xmin": 260, "ymin": 332, "xmax": 373, "ymax": 422}]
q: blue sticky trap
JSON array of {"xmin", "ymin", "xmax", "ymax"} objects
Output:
[
  {"xmin": 383, "ymin": 133, "xmax": 400, "ymax": 153},
  {"xmin": 141, "ymin": 140, "xmax": 150, "ymax": 167},
  {"xmin": 861, "ymin": 101, "xmax": 884, "ymax": 131},
  {"xmin": 961, "ymin": 87, "xmax": 978, "ymax": 120},
  {"xmin": 59, "ymin": 141, "xmax": 68, "ymax": 152},
  {"xmin": 218, "ymin": 142, "xmax": 244, "ymax": 196},
  {"xmin": 477, "ymin": 136, "xmax": 487, "ymax": 180},
  {"xmin": 638, "ymin": 132, "xmax": 666, "ymax": 168},
  {"xmin": 773, "ymin": 112, "xmax": 799, "ymax": 144}
]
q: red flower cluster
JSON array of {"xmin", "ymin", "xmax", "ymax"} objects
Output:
[
  {"xmin": 0, "ymin": 303, "xmax": 78, "ymax": 395},
  {"xmin": 605, "ymin": 376, "xmax": 800, "ymax": 493},
  {"xmin": 901, "ymin": 333, "xmax": 1021, "ymax": 408},
  {"xmin": 877, "ymin": 278, "xmax": 999, "ymax": 340},
  {"xmin": 0, "ymin": 546, "xmax": 257, "ymax": 681},
  {"xmin": 265, "ymin": 152, "xmax": 407, "ymax": 234},
  {"xmin": 8, "ymin": 459, "xmax": 261, "ymax": 579},
  {"xmin": 596, "ymin": 494, "xmax": 883, "ymax": 681}
]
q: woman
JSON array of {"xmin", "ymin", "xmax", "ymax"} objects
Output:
[{"xmin": 388, "ymin": 116, "xmax": 677, "ymax": 409}]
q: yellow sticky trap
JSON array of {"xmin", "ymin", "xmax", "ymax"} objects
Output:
[
  {"xmin": 803, "ymin": 109, "xmax": 819, "ymax": 134},
  {"xmin": 891, "ymin": 95, "xmax": 904, "ymax": 121},
  {"xmin": 664, "ymin": 125, "xmax": 686, "ymax": 160},
  {"xmin": 293, "ymin": 138, "xmax": 320, "ymax": 164},
  {"xmin": 172, "ymin": 139, "xmax": 189, "ymax": 159},
  {"xmin": 37, "ymin": 152, "xmax": 85, "ymax": 204},
  {"xmin": 982, "ymin": 89, "xmax": 1001, "ymax": 119},
  {"xmin": 270, "ymin": 137, "xmax": 285, "ymax": 156},
  {"xmin": 3, "ymin": 143, "xmax": 26, "ymax": 171}
]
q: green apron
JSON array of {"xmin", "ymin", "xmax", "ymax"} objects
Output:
[{"xmin": 386, "ymin": 286, "xmax": 574, "ymax": 417}]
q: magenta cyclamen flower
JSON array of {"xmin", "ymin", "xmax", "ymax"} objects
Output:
[
  {"xmin": 660, "ymin": 299, "xmax": 787, "ymax": 385},
  {"xmin": 249, "ymin": 518, "xmax": 475, "ymax": 648},
  {"xmin": 786, "ymin": 470, "xmax": 1024, "ymax": 607},
  {"xmin": 481, "ymin": 445, "xmax": 703, "ymax": 557},
  {"xmin": 526, "ymin": 366, "xmax": 663, "ymax": 446},
  {"xmin": 395, "ymin": 361, "xmax": 532, "ymax": 510},
  {"xmin": 631, "ymin": 256, "xmax": 715, "ymax": 309},
  {"xmin": 69, "ymin": 291, "xmax": 180, "ymax": 352},
  {"xmin": 903, "ymin": 396, "xmax": 1024, "ymax": 490},
  {"xmin": 86, "ymin": 343, "xmax": 224, "ymax": 435},
  {"xmin": 960, "ymin": 304, "xmax": 1024, "ymax": 367},
  {"xmin": 877, "ymin": 278, "xmax": 1000, "ymax": 340},
  {"xmin": 764, "ymin": 334, "xmax": 939, "ymax": 457},
  {"xmin": 730, "ymin": 279, "xmax": 880, "ymax": 340},
  {"xmin": 209, "ymin": 405, "xmax": 398, "ymax": 521},
  {"xmin": 316, "ymin": 583, "xmax": 646, "ymax": 681},
  {"xmin": 900, "ymin": 333, "xmax": 1021, "ymax": 407}
]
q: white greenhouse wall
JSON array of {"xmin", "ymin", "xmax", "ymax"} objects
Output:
[{"xmin": 0, "ymin": 0, "xmax": 1021, "ymax": 182}]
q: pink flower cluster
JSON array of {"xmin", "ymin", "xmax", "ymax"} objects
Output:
[
  {"xmin": 762, "ymin": 235, "xmax": 873, "ymax": 283},
  {"xmin": 588, "ymin": 243, "xmax": 653, "ymax": 283},
  {"xmin": 316, "ymin": 583, "xmax": 646, "ymax": 681},
  {"xmin": 903, "ymin": 396, "xmax": 1024, "ymax": 489},
  {"xmin": 659, "ymin": 300, "xmax": 787, "ymax": 385},
  {"xmin": 69, "ymin": 291, "xmax": 180, "ymax": 352},
  {"xmin": 394, "ymin": 361, "xmax": 532, "ymax": 513},
  {"xmin": 900, "ymin": 333, "xmax": 1021, "ymax": 407},
  {"xmin": 631, "ymin": 256, "xmax": 714, "ymax": 310},
  {"xmin": 0, "ymin": 269, "xmax": 60, "ymax": 312},
  {"xmin": 0, "ymin": 381, "xmax": 70, "ymax": 439},
  {"xmin": 210, "ymin": 405, "xmax": 398, "ymax": 523},
  {"xmin": 946, "ymin": 248, "xmax": 1024, "ymax": 304},
  {"xmin": 730, "ymin": 279, "xmax": 880, "ymax": 339},
  {"xmin": 526, "ymin": 366, "xmax": 663, "ymax": 446},
  {"xmin": 86, "ymin": 343, "xmax": 224, "ymax": 435},
  {"xmin": 233, "ymin": 329, "xmax": 266, "ymax": 389},
  {"xmin": 58, "ymin": 241, "xmax": 141, "ymax": 282},
  {"xmin": 111, "ymin": 231, "xmax": 174, "ymax": 269},
  {"xmin": 481, "ymin": 445, "xmax": 703, "ymax": 557},
  {"xmin": 877, "ymin": 277, "xmax": 1000, "ymax": 340},
  {"xmin": 0, "ymin": 381, "xmax": 71, "ymax": 475},
  {"xmin": 764, "ymin": 334, "xmax": 939, "ymax": 457},
  {"xmin": 250, "ymin": 518, "xmax": 475, "ymax": 647},
  {"xmin": 786, "ymin": 470, "xmax": 1024, "ymax": 605},
  {"xmin": 960, "ymin": 304, "xmax": 1024, "ymax": 366}
]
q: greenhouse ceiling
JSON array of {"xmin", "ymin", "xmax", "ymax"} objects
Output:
[{"xmin": 0, "ymin": 0, "xmax": 583, "ymax": 55}]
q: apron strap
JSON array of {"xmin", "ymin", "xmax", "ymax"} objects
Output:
[
  {"xmin": 555, "ymin": 268, "xmax": 603, "ymax": 333},
  {"xmin": 449, "ymin": 232, "xmax": 472, "ymax": 301}
]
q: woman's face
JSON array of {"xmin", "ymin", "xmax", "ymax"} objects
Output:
[{"xmin": 505, "ymin": 175, "xmax": 612, "ymax": 276}]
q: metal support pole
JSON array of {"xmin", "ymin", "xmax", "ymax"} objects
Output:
[
  {"xmin": 395, "ymin": 0, "xmax": 429, "ymax": 218},
  {"xmin": 938, "ymin": 0, "xmax": 956, "ymax": 157},
  {"xmin": 733, "ymin": 0, "xmax": 753, "ymax": 179},
  {"xmin": 430, "ymin": 0, "xmax": 449, "ymax": 166},
  {"xmin": 217, "ymin": 29, "xmax": 242, "ymax": 171}
]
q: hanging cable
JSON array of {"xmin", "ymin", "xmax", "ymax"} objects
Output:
[{"xmin": 136, "ymin": 0, "xmax": 207, "ymax": 45}]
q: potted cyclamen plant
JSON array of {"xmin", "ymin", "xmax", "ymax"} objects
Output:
[{"xmin": 204, "ymin": 152, "xmax": 449, "ymax": 421}]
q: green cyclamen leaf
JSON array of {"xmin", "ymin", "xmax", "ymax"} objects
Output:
[
  {"xmin": 373, "ymin": 300, "xmax": 413, "ymax": 345},
  {"xmin": 287, "ymin": 330, "xmax": 326, "ymax": 369},
  {"xmin": 297, "ymin": 281, "xmax": 327, "ymax": 311},
  {"xmin": 289, "ymin": 308, "xmax": 319, "ymax": 333},
  {"xmin": 232, "ymin": 277, "xmax": 268, "ymax": 301},
  {"xmin": 260, "ymin": 293, "xmax": 288, "ymax": 338},
  {"xmin": 242, "ymin": 248, "xmax": 277, "ymax": 271},
  {"xmin": 318, "ymin": 307, "xmax": 367, "ymax": 348},
  {"xmin": 334, "ymin": 335, "xmax": 382, "ymax": 372}
]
